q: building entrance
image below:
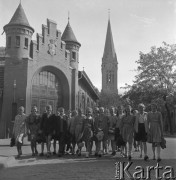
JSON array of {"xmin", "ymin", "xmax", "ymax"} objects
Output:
[{"xmin": 31, "ymin": 71, "xmax": 62, "ymax": 114}]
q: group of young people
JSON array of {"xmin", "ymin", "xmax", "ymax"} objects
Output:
[{"xmin": 12, "ymin": 103, "xmax": 164, "ymax": 162}]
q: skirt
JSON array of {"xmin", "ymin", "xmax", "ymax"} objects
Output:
[
  {"xmin": 135, "ymin": 123, "xmax": 147, "ymax": 142},
  {"xmin": 115, "ymin": 128, "xmax": 125, "ymax": 146},
  {"xmin": 150, "ymin": 122, "xmax": 162, "ymax": 143}
]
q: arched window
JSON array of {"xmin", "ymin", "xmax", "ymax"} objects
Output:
[{"xmin": 32, "ymin": 71, "xmax": 62, "ymax": 114}]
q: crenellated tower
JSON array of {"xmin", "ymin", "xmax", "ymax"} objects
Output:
[
  {"xmin": 0, "ymin": 2, "xmax": 34, "ymax": 138},
  {"xmin": 61, "ymin": 18, "xmax": 81, "ymax": 110}
]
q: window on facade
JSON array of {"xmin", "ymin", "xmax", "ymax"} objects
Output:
[
  {"xmin": 7, "ymin": 36, "xmax": 11, "ymax": 48},
  {"xmin": 72, "ymin": 51, "xmax": 76, "ymax": 60},
  {"xmin": 25, "ymin": 38, "xmax": 28, "ymax": 48},
  {"xmin": 42, "ymin": 28, "xmax": 45, "ymax": 43},
  {"xmin": 112, "ymin": 73, "xmax": 114, "ymax": 83},
  {"xmin": 56, "ymin": 30, "xmax": 59, "ymax": 37},
  {"xmin": 61, "ymin": 42, "xmax": 63, "ymax": 49},
  {"xmin": 16, "ymin": 36, "xmax": 20, "ymax": 46},
  {"xmin": 37, "ymin": 35, "xmax": 39, "ymax": 50},
  {"xmin": 106, "ymin": 71, "xmax": 112, "ymax": 84},
  {"xmin": 65, "ymin": 52, "xmax": 67, "ymax": 59}
]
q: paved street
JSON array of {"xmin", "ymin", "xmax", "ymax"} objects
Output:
[{"xmin": 0, "ymin": 137, "xmax": 176, "ymax": 180}]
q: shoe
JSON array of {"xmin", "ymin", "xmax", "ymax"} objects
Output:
[
  {"xmin": 98, "ymin": 154, "xmax": 102, "ymax": 157},
  {"xmin": 46, "ymin": 152, "xmax": 50, "ymax": 158},
  {"xmin": 111, "ymin": 151, "xmax": 116, "ymax": 156},
  {"xmin": 32, "ymin": 153, "xmax": 35, "ymax": 156},
  {"xmin": 16, "ymin": 154, "xmax": 21, "ymax": 159},
  {"xmin": 128, "ymin": 155, "xmax": 132, "ymax": 161},
  {"xmin": 35, "ymin": 150, "xmax": 38, "ymax": 155},
  {"xmin": 76, "ymin": 150, "xmax": 79, "ymax": 155},
  {"xmin": 94, "ymin": 152, "xmax": 98, "ymax": 157},
  {"xmin": 157, "ymin": 158, "xmax": 161, "ymax": 162},
  {"xmin": 19, "ymin": 150, "xmax": 22, "ymax": 155},
  {"xmin": 53, "ymin": 151, "xmax": 56, "ymax": 155},
  {"xmin": 39, "ymin": 153, "xmax": 44, "ymax": 157},
  {"xmin": 144, "ymin": 155, "xmax": 149, "ymax": 161},
  {"xmin": 58, "ymin": 153, "xmax": 62, "ymax": 157},
  {"xmin": 85, "ymin": 152, "xmax": 89, "ymax": 158},
  {"xmin": 65, "ymin": 151, "xmax": 69, "ymax": 155}
]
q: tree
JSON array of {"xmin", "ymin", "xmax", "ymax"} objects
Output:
[
  {"xmin": 122, "ymin": 42, "xmax": 176, "ymax": 133},
  {"xmin": 98, "ymin": 92, "xmax": 122, "ymax": 108},
  {"xmin": 134, "ymin": 42, "xmax": 176, "ymax": 93}
]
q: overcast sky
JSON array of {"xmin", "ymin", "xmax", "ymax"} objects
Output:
[{"xmin": 0, "ymin": 0, "xmax": 176, "ymax": 93}]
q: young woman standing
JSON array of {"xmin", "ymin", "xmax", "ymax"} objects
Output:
[
  {"xmin": 134, "ymin": 103, "xmax": 149, "ymax": 161},
  {"xmin": 147, "ymin": 103, "xmax": 164, "ymax": 162},
  {"xmin": 120, "ymin": 105, "xmax": 135, "ymax": 161},
  {"xmin": 12, "ymin": 106, "xmax": 27, "ymax": 158},
  {"xmin": 26, "ymin": 106, "xmax": 41, "ymax": 156}
]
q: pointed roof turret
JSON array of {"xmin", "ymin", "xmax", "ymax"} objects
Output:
[
  {"xmin": 4, "ymin": 2, "xmax": 34, "ymax": 32},
  {"xmin": 61, "ymin": 20, "xmax": 81, "ymax": 47},
  {"xmin": 103, "ymin": 19, "xmax": 116, "ymax": 60}
]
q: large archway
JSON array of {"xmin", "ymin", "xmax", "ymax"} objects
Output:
[{"xmin": 31, "ymin": 66, "xmax": 70, "ymax": 114}]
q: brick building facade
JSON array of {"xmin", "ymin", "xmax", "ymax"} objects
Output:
[{"xmin": 0, "ymin": 3, "xmax": 98, "ymax": 138}]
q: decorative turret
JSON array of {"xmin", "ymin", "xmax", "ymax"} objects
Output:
[
  {"xmin": 3, "ymin": 2, "xmax": 34, "ymax": 60},
  {"xmin": 61, "ymin": 17, "xmax": 81, "ymax": 69}
]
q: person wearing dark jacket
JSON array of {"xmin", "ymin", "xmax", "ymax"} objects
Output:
[
  {"xmin": 55, "ymin": 107, "xmax": 68, "ymax": 157},
  {"xmin": 40, "ymin": 105, "xmax": 55, "ymax": 157}
]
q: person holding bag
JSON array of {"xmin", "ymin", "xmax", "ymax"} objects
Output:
[
  {"xmin": 12, "ymin": 106, "xmax": 27, "ymax": 158},
  {"xmin": 147, "ymin": 103, "xmax": 164, "ymax": 162},
  {"xmin": 82, "ymin": 108, "xmax": 95, "ymax": 158}
]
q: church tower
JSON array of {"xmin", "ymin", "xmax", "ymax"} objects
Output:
[{"xmin": 102, "ymin": 18, "xmax": 118, "ymax": 94}]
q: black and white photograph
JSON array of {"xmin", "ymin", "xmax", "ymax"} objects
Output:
[{"xmin": 0, "ymin": 0, "xmax": 176, "ymax": 179}]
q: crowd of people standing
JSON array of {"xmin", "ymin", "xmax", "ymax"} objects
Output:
[{"xmin": 12, "ymin": 103, "xmax": 165, "ymax": 162}]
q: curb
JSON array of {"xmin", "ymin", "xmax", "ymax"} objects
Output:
[{"xmin": 0, "ymin": 156, "xmax": 16, "ymax": 169}]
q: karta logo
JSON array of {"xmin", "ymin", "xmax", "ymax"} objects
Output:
[{"xmin": 115, "ymin": 162, "xmax": 175, "ymax": 180}]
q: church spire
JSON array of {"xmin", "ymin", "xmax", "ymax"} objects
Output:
[
  {"xmin": 103, "ymin": 18, "xmax": 117, "ymax": 62},
  {"xmin": 101, "ymin": 15, "xmax": 118, "ymax": 94}
]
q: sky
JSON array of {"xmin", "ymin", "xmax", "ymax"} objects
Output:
[{"xmin": 0, "ymin": 0, "xmax": 176, "ymax": 94}]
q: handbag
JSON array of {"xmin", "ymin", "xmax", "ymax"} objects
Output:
[
  {"xmin": 116, "ymin": 134, "xmax": 125, "ymax": 146},
  {"xmin": 10, "ymin": 137, "xmax": 16, "ymax": 147},
  {"xmin": 160, "ymin": 137, "xmax": 166, "ymax": 149},
  {"xmin": 96, "ymin": 131, "xmax": 104, "ymax": 141}
]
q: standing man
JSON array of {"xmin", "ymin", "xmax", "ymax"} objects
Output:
[
  {"xmin": 40, "ymin": 105, "xmax": 55, "ymax": 157},
  {"xmin": 55, "ymin": 107, "xmax": 68, "ymax": 157},
  {"xmin": 94, "ymin": 107, "xmax": 109, "ymax": 157},
  {"xmin": 108, "ymin": 106, "xmax": 117, "ymax": 156}
]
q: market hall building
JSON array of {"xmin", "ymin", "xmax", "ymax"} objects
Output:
[{"xmin": 0, "ymin": 3, "xmax": 99, "ymax": 138}]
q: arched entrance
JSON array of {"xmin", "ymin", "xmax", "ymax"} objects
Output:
[{"xmin": 31, "ymin": 67, "xmax": 70, "ymax": 114}]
